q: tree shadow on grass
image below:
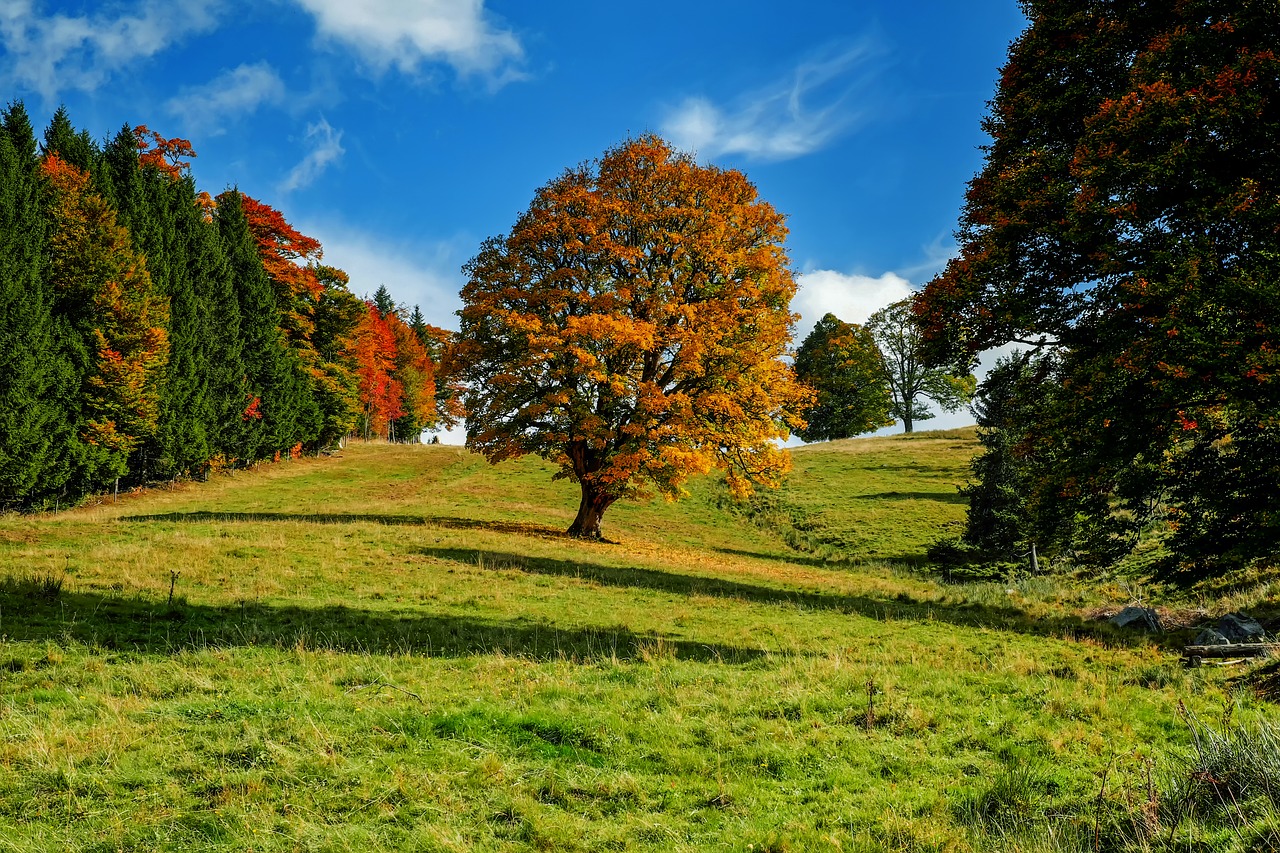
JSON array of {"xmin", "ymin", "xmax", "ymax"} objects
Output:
[
  {"xmin": 0, "ymin": 580, "xmax": 763, "ymax": 664},
  {"xmin": 854, "ymin": 491, "xmax": 967, "ymax": 505},
  {"xmin": 708, "ymin": 545, "xmax": 843, "ymax": 570},
  {"xmin": 416, "ymin": 545, "xmax": 1162, "ymax": 648},
  {"xmin": 114, "ymin": 513, "xmax": 1152, "ymax": 649},
  {"xmin": 124, "ymin": 511, "xmax": 566, "ymax": 538}
]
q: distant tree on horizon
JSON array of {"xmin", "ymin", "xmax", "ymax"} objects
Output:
[
  {"xmin": 868, "ymin": 298, "xmax": 974, "ymax": 434},
  {"xmin": 793, "ymin": 313, "xmax": 893, "ymax": 442}
]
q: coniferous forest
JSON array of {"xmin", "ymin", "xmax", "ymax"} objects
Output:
[{"xmin": 0, "ymin": 102, "xmax": 458, "ymax": 511}]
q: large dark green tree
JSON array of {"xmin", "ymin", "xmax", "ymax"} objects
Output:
[
  {"xmin": 917, "ymin": 0, "xmax": 1280, "ymax": 576},
  {"xmin": 40, "ymin": 105, "xmax": 95, "ymax": 172},
  {"xmin": 0, "ymin": 105, "xmax": 73, "ymax": 508},
  {"xmin": 793, "ymin": 313, "xmax": 893, "ymax": 442},
  {"xmin": 217, "ymin": 190, "xmax": 319, "ymax": 461}
]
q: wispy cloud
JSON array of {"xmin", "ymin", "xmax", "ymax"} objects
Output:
[
  {"xmin": 895, "ymin": 234, "xmax": 959, "ymax": 281},
  {"xmin": 662, "ymin": 41, "xmax": 883, "ymax": 162},
  {"xmin": 166, "ymin": 62, "xmax": 286, "ymax": 136},
  {"xmin": 280, "ymin": 117, "xmax": 345, "ymax": 192},
  {"xmin": 291, "ymin": 0, "xmax": 523, "ymax": 87},
  {"xmin": 0, "ymin": 0, "xmax": 219, "ymax": 101},
  {"xmin": 298, "ymin": 220, "xmax": 466, "ymax": 329}
]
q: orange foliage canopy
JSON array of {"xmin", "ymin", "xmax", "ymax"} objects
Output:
[
  {"xmin": 349, "ymin": 303, "xmax": 403, "ymax": 438},
  {"xmin": 40, "ymin": 154, "xmax": 169, "ymax": 456},
  {"xmin": 238, "ymin": 195, "xmax": 325, "ymax": 365},
  {"xmin": 456, "ymin": 135, "xmax": 810, "ymax": 538},
  {"xmin": 385, "ymin": 311, "xmax": 437, "ymax": 433},
  {"xmin": 133, "ymin": 125, "xmax": 197, "ymax": 180},
  {"xmin": 241, "ymin": 194, "xmax": 323, "ymax": 302}
]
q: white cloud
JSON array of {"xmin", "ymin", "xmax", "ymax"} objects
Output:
[
  {"xmin": 166, "ymin": 62, "xmax": 286, "ymax": 135},
  {"xmin": 299, "ymin": 221, "xmax": 469, "ymax": 443},
  {"xmin": 292, "ymin": 0, "xmax": 523, "ymax": 85},
  {"xmin": 662, "ymin": 42, "xmax": 880, "ymax": 162},
  {"xmin": 0, "ymin": 0, "xmax": 219, "ymax": 100},
  {"xmin": 280, "ymin": 118, "xmax": 345, "ymax": 192},
  {"xmin": 792, "ymin": 269, "xmax": 913, "ymax": 338},
  {"xmin": 299, "ymin": 221, "xmax": 465, "ymax": 331}
]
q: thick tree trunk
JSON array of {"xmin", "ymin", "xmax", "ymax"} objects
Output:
[{"xmin": 567, "ymin": 481, "xmax": 616, "ymax": 539}]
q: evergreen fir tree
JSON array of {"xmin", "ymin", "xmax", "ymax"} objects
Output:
[
  {"xmin": 186, "ymin": 193, "xmax": 245, "ymax": 466},
  {"xmin": 2, "ymin": 100, "xmax": 38, "ymax": 167},
  {"xmin": 217, "ymin": 190, "xmax": 319, "ymax": 460},
  {"xmin": 372, "ymin": 285, "xmax": 397, "ymax": 318},
  {"xmin": 962, "ymin": 353, "xmax": 1035, "ymax": 555},
  {"xmin": 409, "ymin": 305, "xmax": 427, "ymax": 344},
  {"xmin": 0, "ymin": 131, "xmax": 73, "ymax": 508},
  {"xmin": 41, "ymin": 106, "xmax": 96, "ymax": 171},
  {"xmin": 149, "ymin": 175, "xmax": 216, "ymax": 478}
]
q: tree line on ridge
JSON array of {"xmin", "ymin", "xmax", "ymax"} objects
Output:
[{"xmin": 0, "ymin": 102, "xmax": 458, "ymax": 511}]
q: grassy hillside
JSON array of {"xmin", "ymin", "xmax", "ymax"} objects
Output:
[{"xmin": 0, "ymin": 435, "xmax": 1268, "ymax": 851}]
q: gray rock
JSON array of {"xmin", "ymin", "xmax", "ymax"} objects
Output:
[
  {"xmin": 1109, "ymin": 606, "xmax": 1162, "ymax": 633},
  {"xmin": 1194, "ymin": 628, "xmax": 1231, "ymax": 646},
  {"xmin": 1217, "ymin": 612, "xmax": 1266, "ymax": 643}
]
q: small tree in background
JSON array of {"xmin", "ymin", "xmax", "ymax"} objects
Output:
[
  {"xmin": 868, "ymin": 298, "xmax": 974, "ymax": 433},
  {"xmin": 456, "ymin": 135, "xmax": 809, "ymax": 539},
  {"xmin": 962, "ymin": 352, "xmax": 1037, "ymax": 555},
  {"xmin": 793, "ymin": 313, "xmax": 893, "ymax": 442}
]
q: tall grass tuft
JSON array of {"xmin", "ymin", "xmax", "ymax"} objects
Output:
[
  {"xmin": 1, "ymin": 571, "xmax": 64, "ymax": 601},
  {"xmin": 1161, "ymin": 703, "xmax": 1280, "ymax": 825},
  {"xmin": 955, "ymin": 756, "xmax": 1060, "ymax": 836}
]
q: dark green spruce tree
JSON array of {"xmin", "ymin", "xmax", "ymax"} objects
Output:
[
  {"xmin": 185, "ymin": 192, "xmax": 245, "ymax": 466},
  {"xmin": 217, "ymin": 190, "xmax": 319, "ymax": 460},
  {"xmin": 0, "ymin": 105, "xmax": 74, "ymax": 508},
  {"xmin": 151, "ymin": 174, "xmax": 220, "ymax": 478},
  {"xmin": 40, "ymin": 105, "xmax": 96, "ymax": 171},
  {"xmin": 962, "ymin": 353, "xmax": 1040, "ymax": 555},
  {"xmin": 372, "ymin": 284, "xmax": 398, "ymax": 318}
]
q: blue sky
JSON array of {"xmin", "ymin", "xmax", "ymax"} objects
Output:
[{"xmin": 2, "ymin": 0, "xmax": 1028, "ymax": 432}]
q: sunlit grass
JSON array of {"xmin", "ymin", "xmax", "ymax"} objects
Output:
[{"xmin": 0, "ymin": 436, "xmax": 1263, "ymax": 851}]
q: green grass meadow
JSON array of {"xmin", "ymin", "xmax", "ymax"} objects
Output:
[{"xmin": 0, "ymin": 434, "xmax": 1272, "ymax": 851}]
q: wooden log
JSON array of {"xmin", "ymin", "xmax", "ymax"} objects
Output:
[{"xmin": 1183, "ymin": 643, "xmax": 1279, "ymax": 666}]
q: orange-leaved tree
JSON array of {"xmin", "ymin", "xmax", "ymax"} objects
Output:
[
  {"xmin": 350, "ymin": 301, "xmax": 403, "ymax": 439},
  {"xmin": 240, "ymin": 193, "xmax": 323, "ymax": 344},
  {"xmin": 455, "ymin": 135, "xmax": 810, "ymax": 539},
  {"xmin": 40, "ymin": 154, "xmax": 169, "ymax": 488},
  {"xmin": 385, "ymin": 309, "xmax": 438, "ymax": 441}
]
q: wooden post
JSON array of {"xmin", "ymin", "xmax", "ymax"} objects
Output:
[{"xmin": 1030, "ymin": 542, "xmax": 1039, "ymax": 574}]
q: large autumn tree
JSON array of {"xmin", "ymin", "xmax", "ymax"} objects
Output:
[
  {"xmin": 456, "ymin": 135, "xmax": 809, "ymax": 539},
  {"xmin": 916, "ymin": 0, "xmax": 1280, "ymax": 575}
]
